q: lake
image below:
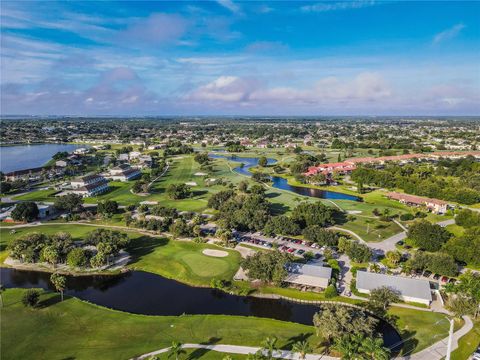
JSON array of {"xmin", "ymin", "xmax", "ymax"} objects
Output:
[
  {"xmin": 0, "ymin": 143, "xmax": 85, "ymax": 173},
  {"xmin": 209, "ymin": 153, "xmax": 361, "ymax": 201},
  {"xmin": 0, "ymin": 268, "xmax": 402, "ymax": 351}
]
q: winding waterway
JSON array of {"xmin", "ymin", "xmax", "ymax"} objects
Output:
[
  {"xmin": 0, "ymin": 268, "xmax": 402, "ymax": 351},
  {"xmin": 209, "ymin": 153, "xmax": 360, "ymax": 201}
]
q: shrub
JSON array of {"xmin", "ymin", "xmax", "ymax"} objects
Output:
[
  {"xmin": 400, "ymin": 213, "xmax": 414, "ymax": 221},
  {"xmin": 22, "ymin": 289, "xmax": 40, "ymax": 307},
  {"xmin": 324, "ymin": 285, "xmax": 338, "ymax": 299}
]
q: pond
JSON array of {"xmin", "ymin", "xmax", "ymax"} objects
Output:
[
  {"xmin": 1, "ymin": 268, "xmax": 402, "ymax": 352},
  {"xmin": 0, "ymin": 143, "xmax": 86, "ymax": 173},
  {"xmin": 209, "ymin": 153, "xmax": 360, "ymax": 201}
]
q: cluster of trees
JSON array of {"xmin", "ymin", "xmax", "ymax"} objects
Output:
[
  {"xmin": 406, "ymin": 251, "xmax": 458, "ymax": 277},
  {"xmin": 132, "ymin": 180, "xmax": 149, "ymax": 194},
  {"xmin": 407, "ymin": 215, "xmax": 480, "ymax": 270},
  {"xmin": 0, "ymin": 178, "xmax": 28, "ymax": 194},
  {"xmin": 11, "ymin": 202, "xmax": 39, "ymax": 222},
  {"xmin": 54, "ymin": 194, "xmax": 84, "ymax": 213},
  {"xmin": 445, "ymin": 271, "xmax": 480, "ymax": 319},
  {"xmin": 9, "ymin": 229, "xmax": 129, "ymax": 269},
  {"xmin": 351, "ymin": 157, "xmax": 480, "ymax": 204},
  {"xmin": 97, "ymin": 200, "xmax": 118, "ymax": 217},
  {"xmin": 251, "ymin": 172, "xmax": 271, "ymax": 183},
  {"xmin": 302, "ymin": 226, "xmax": 339, "ymax": 246},
  {"xmin": 407, "ymin": 220, "xmax": 451, "ymax": 251},
  {"xmin": 338, "ymin": 238, "xmax": 372, "ymax": 263},
  {"xmin": 193, "ymin": 152, "xmax": 210, "ymax": 165},
  {"xmin": 288, "ymin": 153, "xmax": 327, "ymax": 177},
  {"xmin": 163, "ymin": 144, "xmax": 194, "ymax": 156},
  {"xmin": 166, "ymin": 183, "xmax": 192, "ymax": 200},
  {"xmin": 241, "ymin": 250, "xmax": 291, "ymax": 285}
]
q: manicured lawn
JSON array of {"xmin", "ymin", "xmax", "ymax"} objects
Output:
[
  {"xmin": 451, "ymin": 320, "xmax": 480, "ymax": 360},
  {"xmin": 127, "ymin": 237, "xmax": 241, "ymax": 286},
  {"xmin": 13, "ymin": 189, "xmax": 59, "ymax": 202},
  {"xmin": 446, "ymin": 224, "xmax": 466, "ymax": 237},
  {"xmin": 388, "ymin": 307, "xmax": 457, "ymax": 355},
  {"xmin": 1, "ymin": 288, "xmax": 318, "ymax": 360},
  {"xmin": 257, "ymin": 286, "xmax": 361, "ymax": 305}
]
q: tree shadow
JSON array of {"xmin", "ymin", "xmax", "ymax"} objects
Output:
[
  {"xmin": 37, "ymin": 293, "xmax": 63, "ymax": 308},
  {"xmin": 126, "ymin": 236, "xmax": 168, "ymax": 264},
  {"xmin": 270, "ymin": 203, "xmax": 290, "ymax": 215},
  {"xmin": 192, "ymin": 190, "xmax": 208, "ymax": 197},
  {"xmin": 186, "ymin": 337, "xmax": 222, "ymax": 360},
  {"xmin": 397, "ymin": 329, "xmax": 418, "ymax": 357},
  {"xmin": 265, "ymin": 192, "xmax": 281, "ymax": 199},
  {"xmin": 285, "ymin": 332, "xmax": 314, "ymax": 349},
  {"xmin": 333, "ymin": 211, "xmax": 348, "ymax": 225}
]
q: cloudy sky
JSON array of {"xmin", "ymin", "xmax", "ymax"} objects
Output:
[{"xmin": 1, "ymin": 1, "xmax": 479, "ymax": 115}]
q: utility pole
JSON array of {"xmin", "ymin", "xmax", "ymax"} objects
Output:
[{"xmin": 445, "ymin": 317, "xmax": 454, "ymax": 360}]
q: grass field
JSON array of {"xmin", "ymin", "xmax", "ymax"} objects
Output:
[{"xmin": 1, "ymin": 288, "xmax": 318, "ymax": 360}]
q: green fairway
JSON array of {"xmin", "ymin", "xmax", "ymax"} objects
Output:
[
  {"xmin": 127, "ymin": 236, "xmax": 241, "ymax": 286},
  {"xmin": 13, "ymin": 189, "xmax": 59, "ymax": 202},
  {"xmin": 451, "ymin": 320, "xmax": 480, "ymax": 360},
  {"xmin": 0, "ymin": 288, "xmax": 318, "ymax": 360}
]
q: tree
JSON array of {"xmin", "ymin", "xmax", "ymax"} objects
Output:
[
  {"xmin": 443, "ymin": 227, "xmax": 480, "ymax": 266},
  {"xmin": 368, "ymin": 286, "xmax": 400, "ymax": 311},
  {"xmin": 407, "ymin": 220, "xmax": 451, "ymax": 251},
  {"xmin": 208, "ymin": 189, "xmax": 235, "ymax": 209},
  {"xmin": 54, "ymin": 194, "xmax": 83, "ymax": 213},
  {"xmin": 97, "ymin": 200, "xmax": 118, "ymax": 216},
  {"xmin": 41, "ymin": 246, "xmax": 60, "ymax": 267},
  {"xmin": 238, "ymin": 180, "xmax": 249, "ymax": 193},
  {"xmin": 168, "ymin": 341, "xmax": 186, "ymax": 360},
  {"xmin": 22, "ymin": 289, "xmax": 40, "ymax": 307},
  {"xmin": 302, "ymin": 226, "xmax": 338, "ymax": 246},
  {"xmin": 445, "ymin": 271, "xmax": 480, "ymax": 318},
  {"xmin": 313, "ymin": 304, "xmax": 377, "ymax": 344},
  {"xmin": 50, "ymin": 273, "xmax": 66, "ymax": 301},
  {"xmin": 261, "ymin": 336, "xmax": 277, "ymax": 359},
  {"xmin": 66, "ymin": 248, "xmax": 87, "ymax": 268},
  {"xmin": 0, "ymin": 181, "xmax": 12, "ymax": 194},
  {"xmin": 258, "ymin": 156, "xmax": 268, "ymax": 167},
  {"xmin": 166, "ymin": 184, "xmax": 192, "ymax": 200},
  {"xmin": 264, "ymin": 215, "xmax": 301, "ymax": 236},
  {"xmin": 292, "ymin": 340, "xmax": 311, "ymax": 360},
  {"xmin": 11, "ymin": 202, "xmax": 39, "ymax": 222},
  {"xmin": 455, "ymin": 209, "xmax": 480, "ymax": 228},
  {"xmin": 385, "ymin": 250, "xmax": 401, "ymax": 266},
  {"xmin": 241, "ymin": 251, "xmax": 290, "ymax": 285},
  {"xmin": 291, "ymin": 202, "xmax": 335, "ymax": 228},
  {"xmin": 359, "ymin": 336, "xmax": 390, "ymax": 360}
]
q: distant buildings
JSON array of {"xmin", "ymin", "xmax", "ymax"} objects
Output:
[
  {"xmin": 70, "ymin": 174, "xmax": 109, "ymax": 197},
  {"xmin": 387, "ymin": 192, "xmax": 450, "ymax": 214},
  {"xmin": 305, "ymin": 162, "xmax": 356, "ymax": 177},
  {"xmin": 356, "ymin": 271, "xmax": 432, "ymax": 306},
  {"xmin": 4, "ymin": 166, "xmax": 64, "ymax": 182},
  {"xmin": 284, "ymin": 263, "xmax": 332, "ymax": 289}
]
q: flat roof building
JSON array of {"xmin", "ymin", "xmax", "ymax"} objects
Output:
[
  {"xmin": 285, "ymin": 263, "xmax": 332, "ymax": 289},
  {"xmin": 356, "ymin": 271, "xmax": 432, "ymax": 306}
]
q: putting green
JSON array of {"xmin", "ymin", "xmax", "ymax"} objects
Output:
[{"xmin": 181, "ymin": 253, "xmax": 231, "ymax": 277}]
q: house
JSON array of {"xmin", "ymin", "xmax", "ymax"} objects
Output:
[
  {"xmin": 4, "ymin": 166, "xmax": 63, "ymax": 182},
  {"xmin": 74, "ymin": 147, "xmax": 90, "ymax": 155},
  {"xmin": 128, "ymin": 151, "xmax": 142, "ymax": 160},
  {"xmin": 55, "ymin": 160, "xmax": 68, "ymax": 167},
  {"xmin": 304, "ymin": 162, "xmax": 356, "ymax": 177},
  {"xmin": 386, "ymin": 192, "xmax": 449, "ymax": 214},
  {"xmin": 356, "ymin": 271, "xmax": 432, "ymax": 306},
  {"xmin": 284, "ymin": 263, "xmax": 332, "ymax": 289},
  {"xmin": 108, "ymin": 164, "xmax": 141, "ymax": 181},
  {"xmin": 118, "ymin": 153, "xmax": 129, "ymax": 162},
  {"xmin": 70, "ymin": 174, "xmax": 109, "ymax": 197}
]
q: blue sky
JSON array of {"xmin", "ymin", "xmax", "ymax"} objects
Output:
[{"xmin": 1, "ymin": 0, "xmax": 479, "ymax": 115}]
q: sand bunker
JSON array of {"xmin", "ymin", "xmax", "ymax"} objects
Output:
[
  {"xmin": 185, "ymin": 182, "xmax": 198, "ymax": 186},
  {"xmin": 202, "ymin": 249, "xmax": 229, "ymax": 257},
  {"xmin": 194, "ymin": 172, "xmax": 208, "ymax": 176}
]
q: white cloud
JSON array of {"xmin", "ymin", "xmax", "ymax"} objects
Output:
[
  {"xmin": 187, "ymin": 76, "xmax": 259, "ymax": 102},
  {"xmin": 301, "ymin": 1, "xmax": 375, "ymax": 13},
  {"xmin": 433, "ymin": 23, "xmax": 466, "ymax": 44},
  {"xmin": 216, "ymin": 0, "xmax": 241, "ymax": 14}
]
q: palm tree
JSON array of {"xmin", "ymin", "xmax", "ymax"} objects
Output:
[
  {"xmin": 261, "ymin": 336, "xmax": 278, "ymax": 359},
  {"xmin": 50, "ymin": 273, "xmax": 66, "ymax": 301},
  {"xmin": 359, "ymin": 337, "xmax": 390, "ymax": 360},
  {"xmin": 292, "ymin": 340, "xmax": 311, "ymax": 360},
  {"xmin": 167, "ymin": 341, "xmax": 186, "ymax": 360}
]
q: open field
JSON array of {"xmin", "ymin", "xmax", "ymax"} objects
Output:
[{"xmin": 1, "ymin": 288, "xmax": 318, "ymax": 360}]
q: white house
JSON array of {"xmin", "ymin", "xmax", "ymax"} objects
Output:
[
  {"xmin": 70, "ymin": 174, "xmax": 109, "ymax": 197},
  {"xmin": 356, "ymin": 271, "xmax": 432, "ymax": 306},
  {"xmin": 108, "ymin": 164, "xmax": 141, "ymax": 181},
  {"xmin": 284, "ymin": 263, "xmax": 332, "ymax": 289}
]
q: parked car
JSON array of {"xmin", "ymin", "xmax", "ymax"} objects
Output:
[
  {"xmin": 423, "ymin": 270, "xmax": 432, "ymax": 277},
  {"xmin": 287, "ymin": 248, "xmax": 295, "ymax": 253},
  {"xmin": 441, "ymin": 276, "xmax": 449, "ymax": 283},
  {"xmin": 314, "ymin": 253, "xmax": 322, "ymax": 259},
  {"xmin": 433, "ymin": 274, "xmax": 441, "ymax": 280},
  {"xmin": 296, "ymin": 249, "xmax": 305, "ymax": 255},
  {"xmin": 396, "ymin": 241, "xmax": 404, "ymax": 246}
]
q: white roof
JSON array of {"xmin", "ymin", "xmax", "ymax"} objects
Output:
[
  {"xmin": 356, "ymin": 271, "xmax": 432, "ymax": 302},
  {"xmin": 285, "ymin": 263, "xmax": 332, "ymax": 288}
]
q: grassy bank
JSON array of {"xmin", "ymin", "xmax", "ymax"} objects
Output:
[{"xmin": 1, "ymin": 288, "xmax": 318, "ymax": 360}]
